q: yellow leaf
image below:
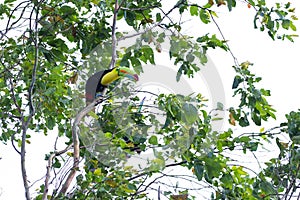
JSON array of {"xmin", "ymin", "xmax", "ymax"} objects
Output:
[
  {"xmin": 259, "ymin": 127, "xmax": 265, "ymax": 133},
  {"xmin": 67, "ymin": 152, "xmax": 73, "ymax": 157},
  {"xmin": 91, "ymin": 0, "xmax": 99, "ymax": 5},
  {"xmin": 93, "ymin": 168, "xmax": 101, "ymax": 176},
  {"xmin": 126, "ymin": 142, "xmax": 135, "ymax": 148},
  {"xmin": 240, "ymin": 61, "xmax": 253, "ymax": 70},
  {"xmin": 124, "ymin": 166, "xmax": 133, "ymax": 171},
  {"xmin": 210, "ymin": 11, "xmax": 218, "ymax": 18},
  {"xmin": 105, "ymin": 179, "xmax": 117, "ymax": 188}
]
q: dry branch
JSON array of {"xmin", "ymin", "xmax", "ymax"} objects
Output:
[{"xmin": 58, "ymin": 99, "xmax": 101, "ymax": 195}]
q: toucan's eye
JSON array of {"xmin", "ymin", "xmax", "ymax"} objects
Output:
[{"xmin": 116, "ymin": 68, "xmax": 120, "ymax": 75}]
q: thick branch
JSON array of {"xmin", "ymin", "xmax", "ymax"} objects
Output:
[
  {"xmin": 109, "ymin": 0, "xmax": 122, "ymax": 69},
  {"xmin": 58, "ymin": 97, "xmax": 104, "ymax": 196},
  {"xmin": 20, "ymin": 3, "xmax": 40, "ymax": 200}
]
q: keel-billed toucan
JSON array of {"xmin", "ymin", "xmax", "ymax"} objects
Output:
[
  {"xmin": 85, "ymin": 67, "xmax": 140, "ymax": 154},
  {"xmin": 85, "ymin": 67, "xmax": 139, "ymax": 105}
]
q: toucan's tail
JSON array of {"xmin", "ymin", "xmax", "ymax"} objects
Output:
[{"xmin": 85, "ymin": 70, "xmax": 106, "ymax": 105}]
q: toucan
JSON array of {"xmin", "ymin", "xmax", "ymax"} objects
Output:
[
  {"xmin": 85, "ymin": 67, "xmax": 139, "ymax": 105},
  {"xmin": 85, "ymin": 66, "xmax": 141, "ymax": 154}
]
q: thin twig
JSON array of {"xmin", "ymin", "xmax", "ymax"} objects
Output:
[
  {"xmin": 1, "ymin": 0, "xmax": 31, "ymax": 40},
  {"xmin": 209, "ymin": 12, "xmax": 239, "ymax": 67},
  {"xmin": 118, "ymin": 1, "xmax": 181, "ymax": 41},
  {"xmin": 11, "ymin": 133, "xmax": 21, "ymax": 155},
  {"xmin": 136, "ymin": 174, "xmax": 167, "ymax": 196},
  {"xmin": 42, "ymin": 144, "xmax": 72, "ymax": 200},
  {"xmin": 158, "ymin": 185, "xmax": 161, "ymax": 200},
  {"xmin": 127, "ymin": 161, "xmax": 187, "ymax": 181}
]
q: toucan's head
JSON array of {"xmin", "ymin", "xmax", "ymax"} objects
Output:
[{"xmin": 116, "ymin": 67, "xmax": 139, "ymax": 82}]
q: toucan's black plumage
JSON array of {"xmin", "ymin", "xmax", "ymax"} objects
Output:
[
  {"xmin": 85, "ymin": 69, "xmax": 112, "ymax": 105},
  {"xmin": 85, "ymin": 67, "xmax": 138, "ymax": 105}
]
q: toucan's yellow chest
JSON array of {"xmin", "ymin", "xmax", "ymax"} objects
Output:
[{"xmin": 100, "ymin": 68, "xmax": 119, "ymax": 86}]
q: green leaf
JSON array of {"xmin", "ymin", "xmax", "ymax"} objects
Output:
[
  {"xmin": 290, "ymin": 21, "xmax": 297, "ymax": 31},
  {"xmin": 220, "ymin": 174, "xmax": 233, "ymax": 189},
  {"xmin": 199, "ymin": 9, "xmax": 210, "ymax": 24},
  {"xmin": 255, "ymin": 102, "xmax": 267, "ymax": 116},
  {"xmin": 232, "ymin": 75, "xmax": 243, "ymax": 89},
  {"xmin": 282, "ymin": 19, "xmax": 290, "ymax": 30},
  {"xmin": 186, "ymin": 53, "xmax": 195, "ymax": 63},
  {"xmin": 190, "ymin": 5, "xmax": 198, "ymax": 16},
  {"xmin": 140, "ymin": 45, "xmax": 155, "ymax": 64},
  {"xmin": 51, "ymin": 49, "xmax": 66, "ymax": 61},
  {"xmin": 205, "ymin": 156, "xmax": 223, "ymax": 180},
  {"xmin": 46, "ymin": 116, "xmax": 56, "ymax": 130},
  {"xmin": 4, "ymin": 0, "xmax": 16, "ymax": 3},
  {"xmin": 260, "ymin": 181, "xmax": 275, "ymax": 194},
  {"xmin": 53, "ymin": 158, "xmax": 61, "ymax": 168},
  {"xmin": 251, "ymin": 111, "xmax": 261, "ymax": 126},
  {"xmin": 194, "ymin": 162, "xmax": 204, "ymax": 181},
  {"xmin": 88, "ymin": 111, "xmax": 99, "ymax": 119},
  {"xmin": 125, "ymin": 11, "xmax": 136, "ymax": 26},
  {"xmin": 249, "ymin": 142, "xmax": 258, "ymax": 151},
  {"xmin": 182, "ymin": 103, "xmax": 198, "ymax": 124},
  {"xmin": 148, "ymin": 135, "xmax": 158, "ymax": 145},
  {"xmin": 217, "ymin": 102, "xmax": 224, "ymax": 111},
  {"xmin": 226, "ymin": 0, "xmax": 236, "ymax": 11},
  {"xmin": 156, "ymin": 13, "xmax": 161, "ymax": 21},
  {"xmin": 291, "ymin": 135, "xmax": 300, "ymax": 144},
  {"xmin": 239, "ymin": 115, "xmax": 250, "ymax": 127},
  {"xmin": 176, "ymin": 69, "xmax": 182, "ymax": 82}
]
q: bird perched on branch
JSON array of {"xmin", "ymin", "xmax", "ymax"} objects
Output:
[{"xmin": 85, "ymin": 67, "xmax": 139, "ymax": 105}]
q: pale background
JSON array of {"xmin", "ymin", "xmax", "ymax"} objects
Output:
[{"xmin": 0, "ymin": 0, "xmax": 300, "ymax": 199}]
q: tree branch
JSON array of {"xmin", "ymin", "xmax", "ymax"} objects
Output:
[
  {"xmin": 127, "ymin": 161, "xmax": 187, "ymax": 181},
  {"xmin": 118, "ymin": 1, "xmax": 181, "ymax": 41},
  {"xmin": 20, "ymin": 3, "xmax": 41, "ymax": 199},
  {"xmin": 209, "ymin": 12, "xmax": 239, "ymax": 67},
  {"xmin": 42, "ymin": 144, "xmax": 72, "ymax": 200},
  {"xmin": 1, "ymin": 0, "xmax": 31, "ymax": 40},
  {"xmin": 109, "ymin": 0, "xmax": 122, "ymax": 70},
  {"xmin": 58, "ymin": 97, "xmax": 105, "ymax": 196}
]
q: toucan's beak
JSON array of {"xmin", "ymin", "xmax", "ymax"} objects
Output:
[
  {"xmin": 133, "ymin": 74, "xmax": 139, "ymax": 81},
  {"xmin": 125, "ymin": 73, "xmax": 139, "ymax": 82},
  {"xmin": 119, "ymin": 68, "xmax": 139, "ymax": 82}
]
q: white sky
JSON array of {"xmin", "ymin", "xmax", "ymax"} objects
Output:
[{"xmin": 1, "ymin": 0, "xmax": 300, "ymax": 199}]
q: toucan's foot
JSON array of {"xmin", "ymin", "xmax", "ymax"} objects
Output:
[
  {"xmin": 95, "ymin": 92, "xmax": 103, "ymax": 98},
  {"xmin": 94, "ymin": 93, "xmax": 104, "ymax": 106}
]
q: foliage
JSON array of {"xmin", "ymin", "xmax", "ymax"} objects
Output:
[{"xmin": 0, "ymin": 0, "xmax": 299, "ymax": 199}]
